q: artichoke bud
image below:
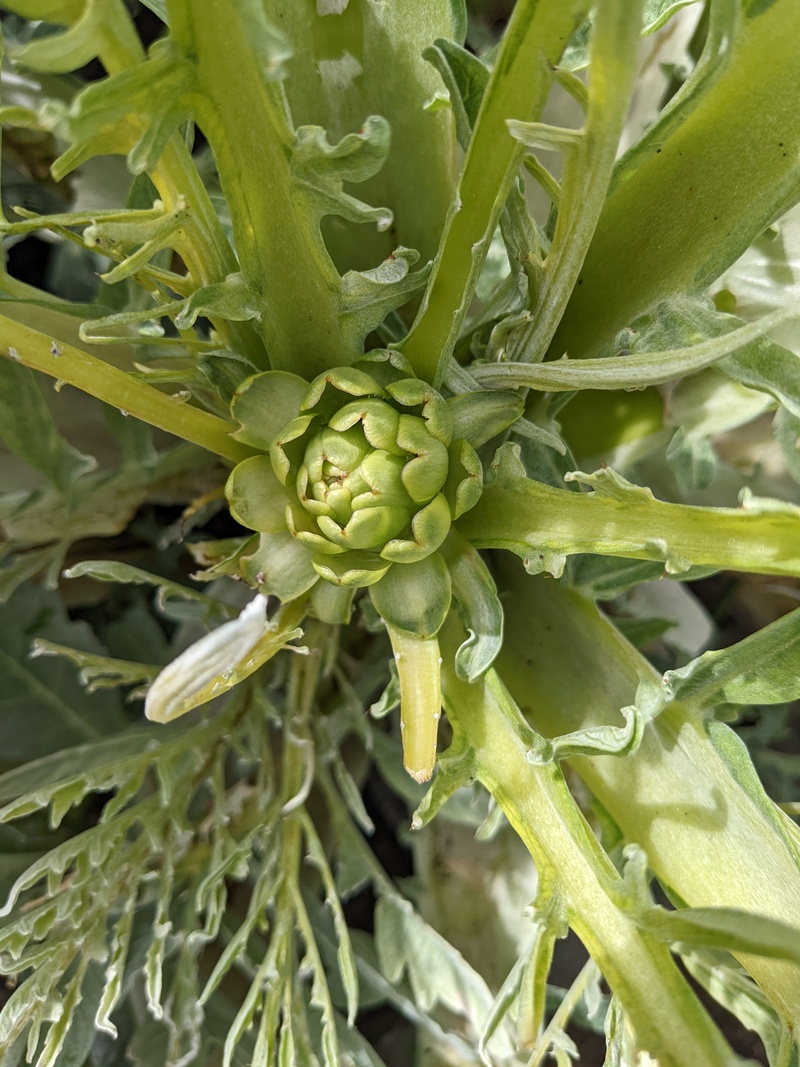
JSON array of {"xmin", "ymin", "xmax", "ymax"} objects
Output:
[
  {"xmin": 267, "ymin": 366, "xmax": 481, "ymax": 587},
  {"xmin": 226, "ymin": 362, "xmax": 484, "ymax": 596}
]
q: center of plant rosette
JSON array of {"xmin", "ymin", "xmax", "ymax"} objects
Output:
[
  {"xmin": 274, "ymin": 369, "xmax": 454, "ymax": 565},
  {"xmin": 225, "ymin": 360, "xmax": 484, "ymax": 596}
]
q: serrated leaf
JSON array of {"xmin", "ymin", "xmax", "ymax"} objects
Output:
[
  {"xmin": 462, "ymin": 442, "xmax": 800, "ymax": 580},
  {"xmin": 340, "ymin": 248, "xmax": 431, "ymax": 348},
  {"xmin": 268, "ymin": 0, "xmax": 457, "ymax": 278},
  {"xmin": 200, "ymin": 851, "xmax": 279, "ymax": 1005},
  {"xmin": 93, "ymin": 892, "xmax": 137, "ymax": 1038},
  {"xmin": 641, "ymin": 904, "xmax": 800, "ymax": 963},
  {"xmin": 0, "ymin": 360, "xmax": 96, "ymax": 496},
  {"xmin": 173, "ymin": 274, "xmax": 262, "ymax": 331},
  {"xmin": 63, "ymin": 559, "xmax": 230, "ymax": 624},
  {"xmin": 441, "ymin": 530, "xmax": 503, "ymax": 682},
  {"xmin": 374, "ymin": 893, "xmax": 494, "ymax": 1028},
  {"xmin": 0, "ymin": 725, "xmax": 181, "ymax": 809},
  {"xmin": 52, "ymin": 38, "xmax": 195, "ymax": 179},
  {"xmin": 29, "ymin": 639, "xmax": 158, "ymax": 693},
  {"xmin": 144, "ymin": 838, "xmax": 174, "ymax": 1020},
  {"xmin": 291, "ymin": 117, "xmax": 392, "ymax": 231},
  {"xmin": 665, "ymin": 427, "xmax": 716, "ymax": 493},
  {"xmin": 662, "ymin": 605, "xmax": 800, "ymax": 712},
  {"xmin": 0, "ymin": 585, "xmax": 127, "ymax": 765}
]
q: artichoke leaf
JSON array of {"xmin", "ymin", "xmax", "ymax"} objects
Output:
[
  {"xmin": 369, "ymin": 553, "xmax": 452, "ymax": 640},
  {"xmin": 230, "ymin": 370, "xmax": 308, "ymax": 452},
  {"xmin": 441, "ymin": 530, "xmax": 503, "ymax": 683},
  {"xmin": 225, "ymin": 455, "xmax": 292, "ymax": 534},
  {"xmin": 447, "ymin": 390, "xmax": 525, "ymax": 449},
  {"xmin": 240, "ymin": 531, "xmax": 319, "ymax": 601}
]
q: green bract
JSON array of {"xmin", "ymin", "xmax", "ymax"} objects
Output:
[{"xmin": 225, "ymin": 357, "xmax": 483, "ymax": 596}]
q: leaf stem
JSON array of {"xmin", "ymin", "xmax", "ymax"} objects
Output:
[
  {"xmin": 439, "ymin": 617, "xmax": 736, "ymax": 1066},
  {"xmin": 509, "ymin": 0, "xmax": 644, "ymax": 363},
  {"xmin": 0, "ymin": 317, "xmax": 255, "ymax": 464},
  {"xmin": 168, "ymin": 1, "xmax": 347, "ymax": 378},
  {"xmin": 90, "ymin": 0, "xmax": 268, "ymax": 370},
  {"xmin": 399, "ymin": 0, "xmax": 591, "ymax": 385},
  {"xmin": 550, "ymin": 0, "xmax": 800, "ymax": 360},
  {"xmin": 471, "ymin": 307, "xmax": 798, "ymax": 390},
  {"xmin": 494, "ymin": 560, "xmax": 800, "ymax": 1028},
  {"xmin": 458, "ymin": 458, "xmax": 800, "ymax": 577}
]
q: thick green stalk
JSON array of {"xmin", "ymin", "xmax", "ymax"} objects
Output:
[
  {"xmin": 439, "ymin": 618, "xmax": 736, "ymax": 1067},
  {"xmin": 168, "ymin": 1, "xmax": 346, "ymax": 379},
  {"xmin": 458, "ymin": 465, "xmax": 800, "ymax": 577},
  {"xmin": 93, "ymin": 0, "xmax": 267, "ymax": 370},
  {"xmin": 549, "ymin": 0, "xmax": 800, "ymax": 359},
  {"xmin": 0, "ymin": 317, "xmax": 254, "ymax": 464},
  {"xmin": 494, "ymin": 558, "xmax": 800, "ymax": 1027},
  {"xmin": 510, "ymin": 0, "xmax": 643, "ymax": 363},
  {"xmin": 400, "ymin": 0, "xmax": 590, "ymax": 385}
]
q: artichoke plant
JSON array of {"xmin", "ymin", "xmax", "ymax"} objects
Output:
[{"xmin": 5, "ymin": 0, "xmax": 800, "ymax": 1064}]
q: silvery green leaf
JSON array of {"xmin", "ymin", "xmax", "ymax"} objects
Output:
[
  {"xmin": 267, "ymin": 0, "xmax": 458, "ymax": 274},
  {"xmin": 340, "ymin": 248, "xmax": 431, "ymax": 348},
  {"xmin": 52, "ymin": 39, "xmax": 195, "ymax": 179},
  {"xmin": 0, "ymin": 726, "xmax": 180, "ymax": 809},
  {"xmin": 302, "ymin": 814, "xmax": 359, "ymax": 1026},
  {"xmin": 374, "ymin": 893, "xmax": 494, "ymax": 1029},
  {"xmin": 680, "ymin": 947, "xmax": 783, "ymax": 1065},
  {"xmin": 0, "ymin": 360, "xmax": 96, "ymax": 497},
  {"xmin": 565, "ymin": 556, "xmax": 668, "ymax": 599},
  {"xmin": 662, "ymin": 605, "xmax": 800, "ymax": 712},
  {"xmin": 0, "ymin": 585, "xmax": 127, "ymax": 765},
  {"xmin": 603, "ymin": 996, "xmax": 638, "ymax": 1067},
  {"xmin": 640, "ymin": 904, "xmax": 800, "ymax": 964},
  {"xmin": 515, "ymin": 878, "xmax": 567, "ymax": 1048},
  {"xmin": 411, "ymin": 732, "xmax": 476, "ymax": 830},
  {"xmin": 667, "ymin": 370, "xmax": 774, "ymax": 441},
  {"xmin": 28, "ymin": 639, "xmax": 158, "ymax": 694},
  {"xmin": 291, "ymin": 117, "xmax": 392, "ymax": 231},
  {"xmin": 369, "ymin": 660, "xmax": 400, "ymax": 720},
  {"xmin": 173, "ymin": 274, "xmax": 262, "ymax": 331},
  {"xmin": 665, "ymin": 427, "xmax": 716, "ymax": 494},
  {"xmin": 774, "ymin": 406, "xmax": 800, "ymax": 483},
  {"xmin": 63, "ymin": 559, "xmax": 231, "ymax": 624},
  {"xmin": 626, "ymin": 299, "xmax": 800, "ymax": 419},
  {"xmin": 441, "ymin": 530, "xmax": 503, "ymax": 682},
  {"xmin": 561, "ymin": 2, "xmax": 702, "ymax": 72},
  {"xmin": 423, "ymin": 38, "xmax": 489, "ymax": 150}
]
